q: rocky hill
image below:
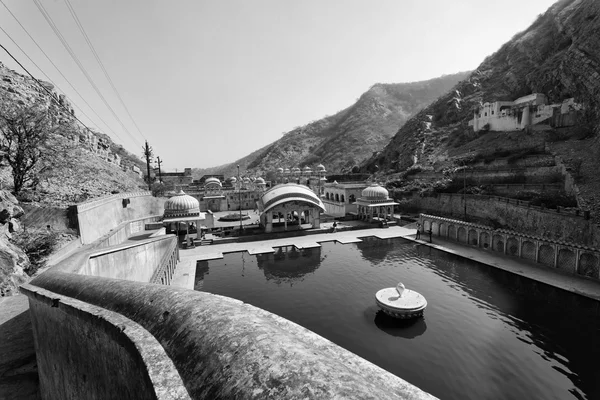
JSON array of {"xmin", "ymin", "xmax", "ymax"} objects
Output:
[
  {"xmin": 364, "ymin": 0, "xmax": 600, "ymax": 176},
  {"xmin": 194, "ymin": 72, "xmax": 470, "ymax": 179},
  {"xmin": 0, "ymin": 61, "xmax": 147, "ymax": 206}
]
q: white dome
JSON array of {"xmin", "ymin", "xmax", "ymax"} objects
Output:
[
  {"xmin": 204, "ymin": 177, "xmax": 222, "ymax": 187},
  {"xmin": 303, "ymin": 166, "xmax": 312, "ymax": 172},
  {"xmin": 316, "ymin": 164, "xmax": 326, "ymax": 172},
  {"xmin": 277, "ymin": 167, "xmax": 284, "ymax": 173},
  {"xmin": 361, "ymin": 183, "xmax": 389, "ymax": 199},
  {"xmin": 164, "ymin": 190, "xmax": 200, "ymax": 217},
  {"xmin": 284, "ymin": 168, "xmax": 291, "ymax": 173},
  {"xmin": 292, "ymin": 167, "xmax": 301, "ymax": 174},
  {"xmin": 255, "ymin": 177, "xmax": 266, "ymax": 185}
]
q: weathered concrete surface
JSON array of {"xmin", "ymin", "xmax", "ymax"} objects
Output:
[
  {"xmin": 30, "ymin": 272, "xmax": 436, "ymax": 400},
  {"xmin": 83, "ymin": 236, "xmax": 176, "ymax": 282},
  {"xmin": 20, "ymin": 284, "xmax": 189, "ymax": 400},
  {"xmin": 0, "ymin": 294, "xmax": 39, "ymax": 400}
]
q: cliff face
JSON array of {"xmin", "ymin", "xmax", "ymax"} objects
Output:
[
  {"xmin": 0, "ymin": 61, "xmax": 146, "ymax": 206},
  {"xmin": 365, "ymin": 0, "xmax": 600, "ymax": 174},
  {"xmin": 197, "ymin": 72, "xmax": 470, "ymax": 178}
]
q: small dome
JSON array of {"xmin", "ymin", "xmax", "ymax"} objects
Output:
[
  {"xmin": 255, "ymin": 177, "xmax": 266, "ymax": 185},
  {"xmin": 292, "ymin": 167, "xmax": 301, "ymax": 174},
  {"xmin": 164, "ymin": 190, "xmax": 200, "ymax": 217},
  {"xmin": 204, "ymin": 177, "xmax": 222, "ymax": 186},
  {"xmin": 284, "ymin": 168, "xmax": 291, "ymax": 174},
  {"xmin": 277, "ymin": 167, "xmax": 284, "ymax": 173},
  {"xmin": 361, "ymin": 183, "xmax": 389, "ymax": 199},
  {"xmin": 243, "ymin": 177, "xmax": 251, "ymax": 183},
  {"xmin": 316, "ymin": 164, "xmax": 326, "ymax": 171},
  {"xmin": 303, "ymin": 166, "xmax": 312, "ymax": 172},
  {"xmin": 228, "ymin": 176, "xmax": 237, "ymax": 183}
]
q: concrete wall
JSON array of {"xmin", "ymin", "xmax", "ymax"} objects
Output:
[
  {"xmin": 76, "ymin": 192, "xmax": 166, "ymax": 244},
  {"xmin": 21, "ymin": 284, "xmax": 189, "ymax": 400},
  {"xmin": 82, "ymin": 236, "xmax": 177, "ymax": 283},
  {"xmin": 398, "ymin": 192, "xmax": 598, "ymax": 248},
  {"xmin": 27, "ymin": 273, "xmax": 435, "ymax": 400}
]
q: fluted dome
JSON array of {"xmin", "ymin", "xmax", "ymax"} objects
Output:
[
  {"xmin": 303, "ymin": 166, "xmax": 312, "ymax": 172},
  {"xmin": 277, "ymin": 167, "xmax": 284, "ymax": 173},
  {"xmin": 316, "ymin": 164, "xmax": 326, "ymax": 172},
  {"xmin": 164, "ymin": 190, "xmax": 200, "ymax": 217},
  {"xmin": 361, "ymin": 183, "xmax": 389, "ymax": 200},
  {"xmin": 255, "ymin": 177, "xmax": 266, "ymax": 185},
  {"xmin": 228, "ymin": 176, "xmax": 237, "ymax": 183}
]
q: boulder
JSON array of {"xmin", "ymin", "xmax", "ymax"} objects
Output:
[
  {"xmin": 0, "ymin": 190, "xmax": 24, "ymax": 220},
  {"xmin": 0, "ymin": 235, "xmax": 30, "ymax": 297}
]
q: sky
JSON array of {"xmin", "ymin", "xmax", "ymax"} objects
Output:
[{"xmin": 0, "ymin": 0, "xmax": 559, "ymax": 171}]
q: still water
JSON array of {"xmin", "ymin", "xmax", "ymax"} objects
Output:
[{"xmin": 194, "ymin": 237, "xmax": 600, "ymax": 400}]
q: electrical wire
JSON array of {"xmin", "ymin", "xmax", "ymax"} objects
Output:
[
  {"xmin": 32, "ymin": 0, "xmax": 141, "ymax": 148},
  {"xmin": 63, "ymin": 0, "xmax": 146, "ymax": 142},
  {"xmin": 0, "ymin": 0, "xmax": 121, "ymax": 139},
  {"xmin": 0, "ymin": 42, "xmax": 107, "ymax": 138}
]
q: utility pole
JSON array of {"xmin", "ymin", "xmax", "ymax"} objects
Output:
[
  {"xmin": 155, "ymin": 156, "xmax": 163, "ymax": 183},
  {"xmin": 142, "ymin": 140, "xmax": 153, "ymax": 190},
  {"xmin": 238, "ymin": 165, "xmax": 243, "ymax": 231}
]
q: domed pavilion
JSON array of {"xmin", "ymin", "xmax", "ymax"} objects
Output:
[
  {"xmin": 354, "ymin": 183, "xmax": 398, "ymax": 222},
  {"xmin": 163, "ymin": 190, "xmax": 205, "ymax": 247}
]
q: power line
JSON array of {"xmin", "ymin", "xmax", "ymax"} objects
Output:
[
  {"xmin": 32, "ymin": 0, "xmax": 141, "ymax": 148},
  {"xmin": 0, "ymin": 42, "xmax": 107, "ymax": 139},
  {"xmin": 63, "ymin": 0, "xmax": 146, "ymax": 142},
  {"xmin": 0, "ymin": 0, "xmax": 121, "ymax": 139}
]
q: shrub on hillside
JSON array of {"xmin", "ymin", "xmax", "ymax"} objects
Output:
[{"xmin": 11, "ymin": 229, "xmax": 60, "ymax": 276}]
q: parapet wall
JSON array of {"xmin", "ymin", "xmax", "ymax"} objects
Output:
[
  {"xmin": 27, "ymin": 272, "xmax": 435, "ymax": 400},
  {"xmin": 76, "ymin": 192, "xmax": 166, "ymax": 244},
  {"xmin": 21, "ymin": 283, "xmax": 189, "ymax": 400},
  {"xmin": 399, "ymin": 192, "xmax": 598, "ymax": 248}
]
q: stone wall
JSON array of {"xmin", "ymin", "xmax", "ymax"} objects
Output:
[
  {"xmin": 399, "ymin": 192, "xmax": 599, "ymax": 248},
  {"xmin": 75, "ymin": 192, "xmax": 166, "ymax": 244},
  {"xmin": 420, "ymin": 214, "xmax": 600, "ymax": 280},
  {"xmin": 82, "ymin": 236, "xmax": 177, "ymax": 283},
  {"xmin": 27, "ymin": 273, "xmax": 436, "ymax": 400},
  {"xmin": 21, "ymin": 284, "xmax": 189, "ymax": 400}
]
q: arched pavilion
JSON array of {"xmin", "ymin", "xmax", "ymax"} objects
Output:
[{"xmin": 257, "ymin": 183, "xmax": 326, "ymax": 233}]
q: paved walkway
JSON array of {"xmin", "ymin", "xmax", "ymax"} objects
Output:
[{"xmin": 171, "ymin": 226, "xmax": 600, "ymax": 301}]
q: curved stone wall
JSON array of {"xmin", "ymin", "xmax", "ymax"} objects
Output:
[{"xmin": 29, "ymin": 271, "xmax": 436, "ymax": 400}]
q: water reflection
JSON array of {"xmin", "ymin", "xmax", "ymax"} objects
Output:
[
  {"xmin": 355, "ymin": 237, "xmax": 396, "ymax": 264},
  {"xmin": 255, "ymin": 246, "xmax": 322, "ymax": 285},
  {"xmin": 194, "ymin": 261, "xmax": 210, "ymax": 290},
  {"xmin": 374, "ymin": 310, "xmax": 427, "ymax": 339}
]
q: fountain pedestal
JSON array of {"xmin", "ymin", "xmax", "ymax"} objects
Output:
[{"xmin": 375, "ymin": 283, "xmax": 427, "ymax": 319}]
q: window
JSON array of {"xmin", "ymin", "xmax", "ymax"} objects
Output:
[
  {"xmin": 484, "ymin": 112, "xmax": 487, "ymax": 116},
  {"xmin": 491, "ymin": 111, "xmax": 494, "ymax": 115},
  {"xmin": 341, "ymin": 195, "xmax": 345, "ymax": 203}
]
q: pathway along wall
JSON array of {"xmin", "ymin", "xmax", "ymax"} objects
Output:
[
  {"xmin": 420, "ymin": 214, "xmax": 600, "ymax": 280},
  {"xmin": 398, "ymin": 192, "xmax": 598, "ymax": 248}
]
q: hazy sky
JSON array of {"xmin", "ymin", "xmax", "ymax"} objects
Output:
[{"xmin": 1, "ymin": 0, "xmax": 558, "ymax": 171}]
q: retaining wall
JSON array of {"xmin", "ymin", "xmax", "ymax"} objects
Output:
[
  {"xmin": 76, "ymin": 192, "xmax": 166, "ymax": 244},
  {"xmin": 398, "ymin": 192, "xmax": 598, "ymax": 248},
  {"xmin": 82, "ymin": 236, "xmax": 177, "ymax": 283},
  {"xmin": 420, "ymin": 214, "xmax": 600, "ymax": 280}
]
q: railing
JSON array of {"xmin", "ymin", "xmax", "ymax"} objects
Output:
[{"xmin": 150, "ymin": 237, "xmax": 179, "ymax": 285}]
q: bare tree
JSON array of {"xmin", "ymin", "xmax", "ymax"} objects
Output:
[{"xmin": 0, "ymin": 102, "xmax": 57, "ymax": 195}]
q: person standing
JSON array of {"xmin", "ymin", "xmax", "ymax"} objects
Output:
[{"xmin": 416, "ymin": 222, "xmax": 421, "ymax": 240}]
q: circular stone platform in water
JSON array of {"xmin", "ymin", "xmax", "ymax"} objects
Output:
[{"xmin": 375, "ymin": 283, "xmax": 427, "ymax": 319}]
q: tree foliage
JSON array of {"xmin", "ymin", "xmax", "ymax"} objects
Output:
[{"xmin": 0, "ymin": 102, "xmax": 56, "ymax": 195}]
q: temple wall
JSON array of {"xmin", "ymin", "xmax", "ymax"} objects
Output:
[{"xmin": 399, "ymin": 192, "xmax": 597, "ymax": 247}]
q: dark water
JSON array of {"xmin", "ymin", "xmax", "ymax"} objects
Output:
[{"xmin": 194, "ymin": 237, "xmax": 600, "ymax": 400}]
